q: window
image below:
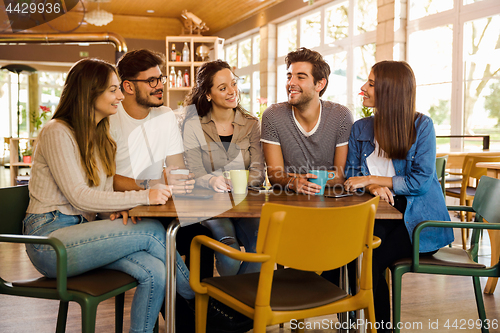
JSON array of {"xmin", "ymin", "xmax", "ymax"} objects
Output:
[
  {"xmin": 353, "ymin": 43, "xmax": 376, "ymax": 117},
  {"xmin": 2, "ymin": 72, "xmax": 29, "ymax": 138},
  {"xmin": 226, "ymin": 44, "xmax": 238, "ymax": 69},
  {"xmin": 277, "ymin": 21, "xmax": 297, "ymax": 57},
  {"xmin": 409, "ymin": 25, "xmax": 453, "ymax": 139},
  {"xmin": 224, "ymin": 32, "xmax": 261, "ymax": 115},
  {"xmin": 300, "ymin": 11, "xmax": 321, "ymax": 49},
  {"xmin": 407, "ymin": 0, "xmax": 500, "ymax": 151},
  {"xmin": 238, "ymin": 38, "xmax": 252, "ymax": 68},
  {"xmin": 355, "ymin": 0, "xmax": 377, "ymax": 35},
  {"xmin": 409, "ymin": 0, "xmax": 454, "ymax": 21},
  {"xmin": 463, "ymin": 14, "xmax": 500, "ymax": 150},
  {"xmin": 325, "ymin": 1, "xmax": 349, "ymax": 44}
]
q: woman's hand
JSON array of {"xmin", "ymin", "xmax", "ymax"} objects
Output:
[
  {"xmin": 148, "ymin": 187, "xmax": 172, "ymax": 205},
  {"xmin": 366, "ymin": 184, "xmax": 394, "ymax": 205},
  {"xmin": 109, "ymin": 210, "xmax": 141, "ymax": 225},
  {"xmin": 344, "ymin": 176, "xmax": 372, "ymax": 192},
  {"xmin": 209, "ymin": 175, "xmax": 231, "ymax": 193}
]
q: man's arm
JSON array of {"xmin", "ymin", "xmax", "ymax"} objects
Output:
[
  {"xmin": 113, "ymin": 174, "xmax": 144, "ymax": 191},
  {"xmin": 327, "ymin": 145, "xmax": 348, "ymax": 186},
  {"xmin": 262, "ymin": 143, "xmax": 289, "ymax": 188},
  {"xmin": 263, "ymin": 142, "xmax": 321, "ymax": 195},
  {"xmin": 113, "ymin": 154, "xmax": 184, "ymax": 192},
  {"xmin": 165, "ymin": 153, "xmax": 187, "ymax": 170}
]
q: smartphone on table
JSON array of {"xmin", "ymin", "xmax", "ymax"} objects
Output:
[
  {"xmin": 324, "ymin": 192, "xmax": 354, "ymax": 198},
  {"xmin": 248, "ymin": 186, "xmax": 273, "ymax": 194}
]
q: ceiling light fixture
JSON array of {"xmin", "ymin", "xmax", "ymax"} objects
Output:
[{"xmin": 85, "ymin": 1, "xmax": 113, "ymax": 27}]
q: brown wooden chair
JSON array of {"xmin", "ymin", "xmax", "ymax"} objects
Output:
[{"xmin": 446, "ymin": 155, "xmax": 500, "ymax": 249}]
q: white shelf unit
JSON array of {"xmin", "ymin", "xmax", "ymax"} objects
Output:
[{"xmin": 165, "ymin": 36, "xmax": 224, "ymax": 110}]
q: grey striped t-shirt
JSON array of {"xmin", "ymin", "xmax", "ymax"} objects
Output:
[{"xmin": 261, "ymin": 100, "xmax": 353, "ymax": 174}]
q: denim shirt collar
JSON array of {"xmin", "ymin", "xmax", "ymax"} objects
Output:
[{"xmin": 356, "ymin": 116, "xmax": 375, "ymax": 144}]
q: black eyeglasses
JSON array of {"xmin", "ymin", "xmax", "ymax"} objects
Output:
[{"xmin": 126, "ymin": 75, "xmax": 167, "ymax": 88}]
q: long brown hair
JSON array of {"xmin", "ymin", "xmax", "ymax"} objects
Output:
[
  {"xmin": 372, "ymin": 61, "xmax": 420, "ymax": 160},
  {"xmin": 182, "ymin": 60, "xmax": 250, "ymax": 123},
  {"xmin": 51, "ymin": 58, "xmax": 117, "ymax": 186}
]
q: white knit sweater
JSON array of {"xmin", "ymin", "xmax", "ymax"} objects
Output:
[{"xmin": 26, "ymin": 120, "xmax": 149, "ymax": 222}]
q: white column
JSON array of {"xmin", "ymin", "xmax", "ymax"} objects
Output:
[{"xmin": 376, "ymin": 0, "xmax": 407, "ymax": 61}]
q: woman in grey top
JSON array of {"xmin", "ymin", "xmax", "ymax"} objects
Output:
[{"xmin": 182, "ymin": 60, "xmax": 265, "ymax": 275}]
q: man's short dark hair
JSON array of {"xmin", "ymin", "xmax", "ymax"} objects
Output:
[
  {"xmin": 116, "ymin": 49, "xmax": 165, "ymax": 81},
  {"xmin": 285, "ymin": 47, "xmax": 330, "ymax": 97}
]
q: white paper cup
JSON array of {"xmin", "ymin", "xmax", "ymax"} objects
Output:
[{"xmin": 170, "ymin": 169, "xmax": 190, "ymax": 175}]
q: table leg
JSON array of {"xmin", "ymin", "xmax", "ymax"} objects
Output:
[
  {"xmin": 484, "ymin": 228, "xmax": 499, "ymax": 294},
  {"xmin": 166, "ymin": 219, "xmax": 180, "ymax": 333}
]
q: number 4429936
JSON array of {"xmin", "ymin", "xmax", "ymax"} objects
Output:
[
  {"xmin": 444, "ymin": 319, "xmax": 498, "ymax": 330},
  {"xmin": 5, "ymin": 2, "xmax": 61, "ymax": 14}
]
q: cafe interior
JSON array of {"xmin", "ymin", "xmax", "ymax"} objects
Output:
[{"xmin": 1, "ymin": 0, "xmax": 500, "ymax": 332}]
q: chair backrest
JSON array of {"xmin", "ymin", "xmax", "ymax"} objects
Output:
[
  {"xmin": 256, "ymin": 197, "xmax": 379, "ymax": 272},
  {"xmin": 472, "ymin": 176, "xmax": 500, "ymax": 225},
  {"xmin": 436, "ymin": 155, "xmax": 448, "ymax": 196},
  {"xmin": 0, "ymin": 185, "xmax": 29, "ymax": 235},
  {"xmin": 460, "ymin": 156, "xmax": 500, "ymax": 190}
]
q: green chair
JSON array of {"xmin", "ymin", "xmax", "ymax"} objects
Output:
[
  {"xmin": 391, "ymin": 176, "xmax": 500, "ymax": 333},
  {"xmin": 436, "ymin": 155, "xmax": 448, "ymax": 197},
  {"xmin": 0, "ymin": 185, "xmax": 156, "ymax": 333}
]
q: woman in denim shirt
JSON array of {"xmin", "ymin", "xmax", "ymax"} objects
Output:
[{"xmin": 344, "ymin": 61, "xmax": 454, "ymax": 332}]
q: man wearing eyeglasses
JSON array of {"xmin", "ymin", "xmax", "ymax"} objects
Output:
[
  {"xmin": 110, "ymin": 49, "xmax": 191, "ymax": 191},
  {"xmin": 110, "ymin": 49, "xmax": 248, "ymax": 333}
]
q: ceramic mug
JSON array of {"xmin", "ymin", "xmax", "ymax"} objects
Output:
[
  {"xmin": 223, "ymin": 170, "xmax": 249, "ymax": 194},
  {"xmin": 308, "ymin": 169, "xmax": 335, "ymax": 195}
]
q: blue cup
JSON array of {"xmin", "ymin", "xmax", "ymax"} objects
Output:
[{"xmin": 308, "ymin": 170, "xmax": 335, "ymax": 195}]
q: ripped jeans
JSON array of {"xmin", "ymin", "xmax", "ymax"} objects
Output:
[{"xmin": 202, "ymin": 217, "xmax": 260, "ymax": 276}]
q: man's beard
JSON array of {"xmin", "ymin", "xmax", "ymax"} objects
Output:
[{"xmin": 136, "ymin": 88, "xmax": 164, "ymax": 108}]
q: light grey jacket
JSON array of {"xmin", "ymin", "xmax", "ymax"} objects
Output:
[{"xmin": 183, "ymin": 110, "xmax": 265, "ymax": 189}]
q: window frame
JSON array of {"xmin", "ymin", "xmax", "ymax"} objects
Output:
[{"xmin": 407, "ymin": 0, "xmax": 500, "ymax": 150}]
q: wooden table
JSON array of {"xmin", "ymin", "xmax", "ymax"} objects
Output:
[
  {"xmin": 130, "ymin": 188, "xmax": 402, "ymax": 333},
  {"xmin": 476, "ymin": 162, "xmax": 500, "ymax": 295},
  {"xmin": 437, "ymin": 151, "xmax": 500, "ymax": 169}
]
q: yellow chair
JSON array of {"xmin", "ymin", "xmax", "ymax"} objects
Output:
[
  {"xmin": 190, "ymin": 197, "xmax": 380, "ymax": 333},
  {"xmin": 446, "ymin": 155, "xmax": 500, "ymax": 248}
]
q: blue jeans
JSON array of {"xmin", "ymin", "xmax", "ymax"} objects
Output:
[
  {"xmin": 202, "ymin": 217, "xmax": 260, "ymax": 276},
  {"xmin": 23, "ymin": 211, "xmax": 194, "ymax": 333}
]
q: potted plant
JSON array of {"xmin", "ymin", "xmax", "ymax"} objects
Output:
[{"xmin": 22, "ymin": 147, "xmax": 32, "ymax": 164}]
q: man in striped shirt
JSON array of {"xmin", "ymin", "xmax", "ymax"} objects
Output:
[{"xmin": 261, "ymin": 47, "xmax": 354, "ymax": 194}]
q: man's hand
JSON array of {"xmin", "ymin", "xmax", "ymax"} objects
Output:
[
  {"xmin": 164, "ymin": 166, "xmax": 195, "ymax": 194},
  {"xmin": 289, "ymin": 173, "xmax": 322, "ymax": 195},
  {"xmin": 108, "ymin": 210, "xmax": 141, "ymax": 225}
]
